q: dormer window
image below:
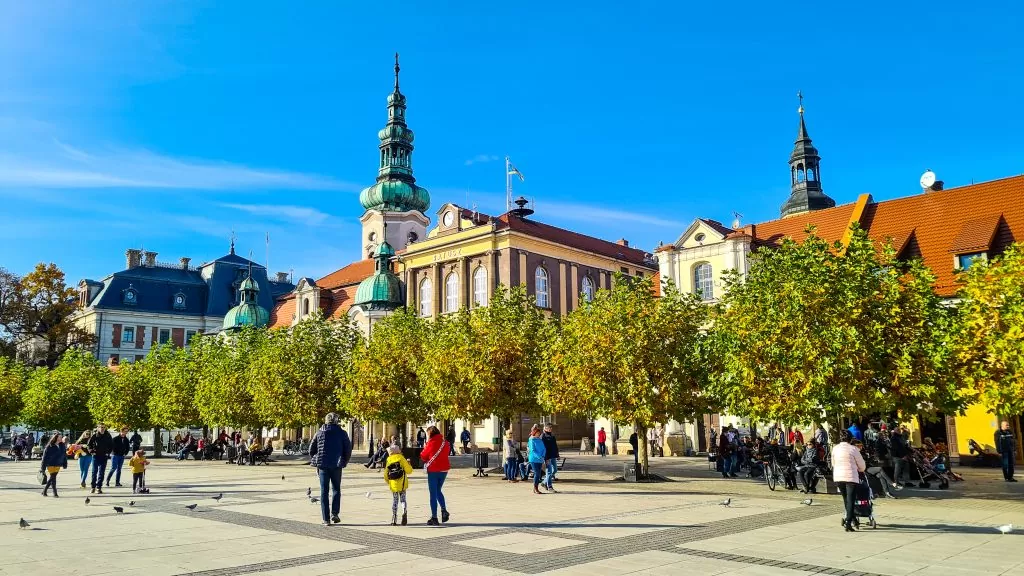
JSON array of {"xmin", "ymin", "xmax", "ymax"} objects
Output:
[
  {"xmin": 122, "ymin": 285, "xmax": 138, "ymax": 306},
  {"xmin": 957, "ymin": 252, "xmax": 986, "ymax": 271},
  {"xmin": 172, "ymin": 292, "xmax": 187, "ymax": 310},
  {"xmin": 694, "ymin": 233, "xmax": 706, "ymax": 243}
]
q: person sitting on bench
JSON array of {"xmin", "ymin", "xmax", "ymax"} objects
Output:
[{"xmin": 797, "ymin": 439, "xmax": 824, "ymax": 494}]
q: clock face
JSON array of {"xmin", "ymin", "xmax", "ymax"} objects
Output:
[
  {"xmin": 175, "ymin": 295, "xmax": 184, "ymax": 305},
  {"xmin": 125, "ymin": 291, "xmax": 135, "ymax": 301},
  {"xmin": 443, "ymin": 210, "xmax": 454, "ymax": 227}
]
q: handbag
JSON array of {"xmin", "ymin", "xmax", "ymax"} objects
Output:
[
  {"xmin": 38, "ymin": 469, "xmax": 47, "ymax": 485},
  {"xmin": 423, "ymin": 441, "xmax": 446, "ymax": 472}
]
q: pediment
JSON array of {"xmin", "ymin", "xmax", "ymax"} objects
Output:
[{"xmin": 673, "ymin": 219, "xmax": 732, "ymax": 250}]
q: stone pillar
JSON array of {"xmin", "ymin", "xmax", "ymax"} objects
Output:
[
  {"xmin": 432, "ymin": 263, "xmax": 442, "ymax": 317},
  {"xmin": 518, "ymin": 250, "xmax": 528, "ymax": 287},
  {"xmin": 570, "ymin": 263, "xmax": 579, "ymax": 312},
  {"xmin": 405, "ymin": 266, "xmax": 415, "ymax": 313},
  {"xmin": 460, "ymin": 256, "xmax": 470, "ymax": 310},
  {"xmin": 486, "ymin": 250, "xmax": 496, "ymax": 301},
  {"xmin": 558, "ymin": 261, "xmax": 567, "ymax": 314}
]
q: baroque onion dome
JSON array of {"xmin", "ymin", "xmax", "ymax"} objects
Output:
[
  {"xmin": 359, "ymin": 54, "xmax": 430, "ymax": 214},
  {"xmin": 353, "ymin": 237, "xmax": 403, "ymax": 311},
  {"xmin": 222, "ymin": 264, "xmax": 270, "ymax": 331},
  {"xmin": 780, "ymin": 92, "xmax": 836, "ymax": 218}
]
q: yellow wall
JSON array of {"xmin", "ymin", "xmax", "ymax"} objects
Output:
[{"xmin": 955, "ymin": 403, "xmax": 1001, "ymax": 456}]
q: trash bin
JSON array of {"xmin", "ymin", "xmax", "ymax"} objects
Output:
[
  {"xmin": 623, "ymin": 463, "xmax": 637, "ymax": 482},
  {"xmin": 473, "ymin": 451, "xmax": 490, "ymax": 477}
]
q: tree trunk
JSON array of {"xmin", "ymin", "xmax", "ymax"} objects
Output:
[
  {"xmin": 152, "ymin": 426, "xmax": 162, "ymax": 457},
  {"xmin": 635, "ymin": 422, "xmax": 649, "ymax": 479}
]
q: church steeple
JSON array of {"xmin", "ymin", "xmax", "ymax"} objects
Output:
[
  {"xmin": 358, "ymin": 53, "xmax": 430, "ymax": 214},
  {"xmin": 780, "ymin": 92, "xmax": 836, "ymax": 218}
]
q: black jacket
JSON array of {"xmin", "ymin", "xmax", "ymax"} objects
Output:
[
  {"xmin": 130, "ymin": 433, "xmax": 143, "ymax": 452},
  {"xmin": 88, "ymin": 431, "xmax": 114, "ymax": 459},
  {"xmin": 112, "ymin": 435, "xmax": 131, "ymax": 457},
  {"xmin": 41, "ymin": 444, "xmax": 68, "ymax": 469},
  {"xmin": 995, "ymin": 429, "xmax": 1016, "ymax": 455},
  {"xmin": 889, "ymin": 432, "xmax": 909, "ymax": 458},
  {"xmin": 308, "ymin": 424, "xmax": 352, "ymax": 469},
  {"xmin": 541, "ymin": 431, "xmax": 559, "ymax": 460}
]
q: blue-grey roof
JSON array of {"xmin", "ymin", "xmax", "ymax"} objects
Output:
[{"xmin": 84, "ymin": 253, "xmax": 294, "ymax": 317}]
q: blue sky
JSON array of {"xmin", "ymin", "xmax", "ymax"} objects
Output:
[{"xmin": 1, "ymin": 2, "xmax": 1021, "ymax": 283}]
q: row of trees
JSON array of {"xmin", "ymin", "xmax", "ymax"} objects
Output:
[{"xmin": 1, "ymin": 228, "xmax": 1021, "ymax": 474}]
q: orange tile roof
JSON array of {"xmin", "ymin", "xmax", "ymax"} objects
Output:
[
  {"xmin": 496, "ymin": 214, "xmax": 655, "ymax": 268},
  {"xmin": 749, "ymin": 175, "xmax": 1024, "ymax": 297},
  {"xmin": 316, "ymin": 259, "xmax": 376, "ymax": 290},
  {"xmin": 269, "ymin": 297, "xmax": 295, "ymax": 329}
]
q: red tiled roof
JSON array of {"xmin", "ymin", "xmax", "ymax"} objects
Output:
[
  {"xmin": 496, "ymin": 214, "xmax": 655, "ymax": 268},
  {"xmin": 316, "ymin": 259, "xmax": 376, "ymax": 290},
  {"xmin": 269, "ymin": 297, "xmax": 295, "ymax": 329},
  {"xmin": 700, "ymin": 219, "xmax": 736, "ymax": 237},
  {"xmin": 749, "ymin": 175, "xmax": 1024, "ymax": 297}
]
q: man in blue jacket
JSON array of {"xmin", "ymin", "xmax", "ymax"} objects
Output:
[{"xmin": 309, "ymin": 413, "xmax": 353, "ymax": 526}]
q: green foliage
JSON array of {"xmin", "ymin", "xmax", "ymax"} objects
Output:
[
  {"xmin": 0, "ymin": 356, "xmax": 26, "ymax": 426},
  {"xmin": 953, "ymin": 242, "xmax": 1024, "ymax": 416},
  {"xmin": 712, "ymin": 226, "xmax": 960, "ymax": 425},
  {"xmin": 192, "ymin": 329, "xmax": 264, "ymax": 429},
  {"xmin": 20, "ymin": 350, "xmax": 107, "ymax": 431},
  {"xmin": 144, "ymin": 344, "xmax": 202, "ymax": 429},
  {"xmin": 540, "ymin": 276, "xmax": 714, "ymax": 473},
  {"xmin": 89, "ymin": 360, "xmax": 152, "ymax": 430},
  {"xmin": 250, "ymin": 314, "xmax": 362, "ymax": 426},
  {"xmin": 418, "ymin": 308, "xmax": 479, "ymax": 420},
  {"xmin": 343, "ymin": 308, "xmax": 430, "ymax": 425}
]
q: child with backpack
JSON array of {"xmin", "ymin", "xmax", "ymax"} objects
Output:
[
  {"xmin": 129, "ymin": 450, "xmax": 150, "ymax": 493},
  {"xmin": 383, "ymin": 444, "xmax": 413, "ymax": 526}
]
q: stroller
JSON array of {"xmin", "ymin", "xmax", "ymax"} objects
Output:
[
  {"xmin": 908, "ymin": 448, "xmax": 951, "ymax": 489},
  {"xmin": 967, "ymin": 439, "xmax": 1001, "ymax": 467},
  {"xmin": 842, "ymin": 476, "xmax": 877, "ymax": 529}
]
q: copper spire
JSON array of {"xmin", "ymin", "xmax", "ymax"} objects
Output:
[{"xmin": 394, "ymin": 52, "xmax": 400, "ymax": 92}]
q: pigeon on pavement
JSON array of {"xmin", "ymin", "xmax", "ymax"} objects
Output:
[
  {"xmin": 998, "ymin": 524, "xmax": 1014, "ymax": 534},
  {"xmin": 212, "ymin": 493, "xmax": 223, "ymax": 502},
  {"xmin": 85, "ymin": 497, "xmax": 90, "ymax": 505},
  {"xmin": 128, "ymin": 501, "xmax": 136, "ymax": 507},
  {"xmin": 113, "ymin": 506, "xmax": 124, "ymax": 514},
  {"xmin": 281, "ymin": 475, "xmax": 285, "ymax": 481},
  {"xmin": 310, "ymin": 497, "xmax": 319, "ymax": 504},
  {"xmin": 719, "ymin": 498, "xmax": 731, "ymax": 507},
  {"xmin": 306, "ymin": 487, "xmax": 311, "ymax": 497},
  {"xmin": 801, "ymin": 498, "xmax": 813, "ymax": 506},
  {"xmin": 19, "ymin": 518, "xmax": 29, "ymax": 529},
  {"xmin": 185, "ymin": 504, "xmax": 198, "ymax": 511}
]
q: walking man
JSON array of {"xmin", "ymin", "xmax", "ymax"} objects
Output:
[
  {"xmin": 308, "ymin": 413, "xmax": 353, "ymax": 526},
  {"xmin": 995, "ymin": 420, "xmax": 1017, "ymax": 482},
  {"xmin": 446, "ymin": 426, "xmax": 456, "ymax": 456},
  {"xmin": 416, "ymin": 427, "xmax": 426, "ymax": 449},
  {"xmin": 629, "ymin": 430, "xmax": 639, "ymax": 473},
  {"xmin": 87, "ymin": 424, "xmax": 113, "ymax": 494},
  {"xmin": 129, "ymin": 430, "xmax": 143, "ymax": 455},
  {"xmin": 106, "ymin": 427, "xmax": 131, "ymax": 488},
  {"xmin": 597, "ymin": 427, "xmax": 607, "ymax": 457},
  {"xmin": 541, "ymin": 424, "xmax": 559, "ymax": 492},
  {"xmin": 460, "ymin": 427, "xmax": 471, "ymax": 454},
  {"xmin": 890, "ymin": 426, "xmax": 913, "ymax": 488}
]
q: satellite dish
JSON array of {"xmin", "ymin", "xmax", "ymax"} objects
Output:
[{"xmin": 920, "ymin": 170, "xmax": 936, "ymax": 189}]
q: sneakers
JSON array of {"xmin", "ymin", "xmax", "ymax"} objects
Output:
[
  {"xmin": 426, "ymin": 517, "xmax": 440, "ymax": 526},
  {"xmin": 97, "ymin": 488, "xmax": 103, "ymax": 495},
  {"xmin": 441, "ymin": 509, "xmax": 450, "ymax": 523},
  {"xmin": 322, "ymin": 521, "xmax": 331, "ymax": 527},
  {"xmin": 893, "ymin": 484, "xmax": 904, "ymax": 491},
  {"xmin": 81, "ymin": 482, "xmax": 86, "ymax": 489},
  {"xmin": 90, "ymin": 487, "xmax": 96, "ymax": 494},
  {"xmin": 115, "ymin": 483, "xmax": 123, "ymax": 488},
  {"xmin": 41, "ymin": 490, "xmax": 48, "ymax": 497},
  {"xmin": 331, "ymin": 515, "xmax": 340, "ymax": 524}
]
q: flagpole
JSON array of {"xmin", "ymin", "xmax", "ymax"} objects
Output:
[{"xmin": 505, "ymin": 156, "xmax": 512, "ymax": 212}]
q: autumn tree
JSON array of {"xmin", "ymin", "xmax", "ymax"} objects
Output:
[
  {"xmin": 20, "ymin": 350, "xmax": 109, "ymax": 431},
  {"xmin": 89, "ymin": 359, "xmax": 152, "ymax": 430},
  {"xmin": 953, "ymin": 242, "xmax": 1024, "ymax": 417},
  {"xmin": 0, "ymin": 356, "xmax": 26, "ymax": 426},
  {"xmin": 342, "ymin": 309, "xmax": 430, "ymax": 441},
  {"xmin": 145, "ymin": 344, "xmax": 202, "ymax": 430},
  {"xmin": 712, "ymin": 226, "xmax": 961, "ymax": 432},
  {"xmin": 192, "ymin": 329, "xmax": 266, "ymax": 430},
  {"xmin": 418, "ymin": 309, "xmax": 478, "ymax": 420},
  {"xmin": 250, "ymin": 314, "xmax": 362, "ymax": 427},
  {"xmin": 0, "ymin": 264, "xmax": 95, "ymax": 368},
  {"xmin": 541, "ymin": 276, "xmax": 714, "ymax": 476}
]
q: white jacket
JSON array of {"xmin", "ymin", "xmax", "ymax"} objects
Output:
[{"xmin": 831, "ymin": 442, "xmax": 866, "ymax": 483}]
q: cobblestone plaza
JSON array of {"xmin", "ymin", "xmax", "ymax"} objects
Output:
[{"xmin": 2, "ymin": 455, "xmax": 1022, "ymax": 576}]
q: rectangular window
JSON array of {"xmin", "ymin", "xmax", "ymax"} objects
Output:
[
  {"xmin": 158, "ymin": 329, "xmax": 171, "ymax": 344},
  {"xmin": 185, "ymin": 330, "xmax": 197, "ymax": 345},
  {"xmin": 540, "ymin": 414, "xmax": 558, "ymax": 425},
  {"xmin": 957, "ymin": 253, "xmax": 985, "ymax": 270},
  {"xmin": 122, "ymin": 326, "xmax": 135, "ymax": 344}
]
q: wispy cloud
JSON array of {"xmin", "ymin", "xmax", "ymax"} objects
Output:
[
  {"xmin": 0, "ymin": 140, "xmax": 360, "ymax": 191},
  {"xmin": 218, "ymin": 203, "xmax": 332, "ymax": 227},
  {"xmin": 464, "ymin": 154, "xmax": 500, "ymax": 166}
]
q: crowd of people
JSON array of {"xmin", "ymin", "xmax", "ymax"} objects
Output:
[
  {"xmin": 168, "ymin": 430, "xmax": 275, "ymax": 465},
  {"xmin": 501, "ymin": 423, "xmax": 560, "ymax": 493},
  {"xmin": 35, "ymin": 425, "xmax": 151, "ymax": 497}
]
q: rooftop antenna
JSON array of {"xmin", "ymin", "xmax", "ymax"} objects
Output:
[
  {"xmin": 265, "ymin": 232, "xmax": 270, "ymax": 271},
  {"xmin": 230, "ymin": 230, "xmax": 236, "ymax": 255},
  {"xmin": 732, "ymin": 211, "xmax": 743, "ymax": 229}
]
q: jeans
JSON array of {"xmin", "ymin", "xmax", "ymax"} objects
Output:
[
  {"xmin": 427, "ymin": 471, "xmax": 448, "ymax": 518},
  {"xmin": 106, "ymin": 455, "xmax": 125, "ymax": 485},
  {"xmin": 530, "ymin": 462, "xmax": 544, "ymax": 488},
  {"xmin": 598, "ymin": 442, "xmax": 607, "ymax": 456},
  {"xmin": 798, "ymin": 466, "xmax": 819, "ymax": 492},
  {"xmin": 866, "ymin": 466, "xmax": 897, "ymax": 494},
  {"xmin": 837, "ymin": 481, "xmax": 858, "ymax": 525},
  {"xmin": 78, "ymin": 455, "xmax": 93, "ymax": 485},
  {"xmin": 504, "ymin": 457, "xmax": 517, "ymax": 480},
  {"xmin": 543, "ymin": 458, "xmax": 558, "ymax": 489},
  {"xmin": 177, "ymin": 447, "xmax": 190, "ymax": 460},
  {"xmin": 91, "ymin": 456, "xmax": 108, "ymax": 489},
  {"xmin": 519, "ymin": 462, "xmax": 529, "ymax": 479},
  {"xmin": 1002, "ymin": 452, "xmax": 1016, "ymax": 480},
  {"xmin": 317, "ymin": 467, "xmax": 342, "ymax": 523},
  {"xmin": 893, "ymin": 457, "xmax": 909, "ymax": 484}
]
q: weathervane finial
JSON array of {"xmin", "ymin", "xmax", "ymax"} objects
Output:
[
  {"xmin": 797, "ymin": 90, "xmax": 804, "ymax": 115},
  {"xmin": 394, "ymin": 52, "xmax": 400, "ymax": 92}
]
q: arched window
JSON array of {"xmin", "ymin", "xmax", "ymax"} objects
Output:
[
  {"xmin": 303, "ymin": 298, "xmax": 310, "ymax": 316},
  {"xmin": 796, "ymin": 163, "xmax": 806, "ymax": 183},
  {"xmin": 535, "ymin": 267, "xmax": 550, "ymax": 308},
  {"xmin": 419, "ymin": 278, "xmax": 432, "ymax": 317},
  {"xmin": 473, "ymin": 267, "xmax": 488, "ymax": 307},
  {"xmin": 807, "ymin": 167, "xmax": 816, "ymax": 181},
  {"xmin": 693, "ymin": 263, "xmax": 714, "ymax": 301},
  {"xmin": 581, "ymin": 276, "xmax": 595, "ymax": 303},
  {"xmin": 444, "ymin": 272, "xmax": 459, "ymax": 313}
]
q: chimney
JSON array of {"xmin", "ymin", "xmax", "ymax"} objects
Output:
[
  {"xmin": 125, "ymin": 249, "xmax": 142, "ymax": 269},
  {"xmin": 143, "ymin": 251, "xmax": 158, "ymax": 267},
  {"xmin": 616, "ymin": 238, "xmax": 629, "ymax": 247},
  {"xmin": 180, "ymin": 257, "xmax": 191, "ymax": 270},
  {"xmin": 931, "ymin": 181, "xmax": 944, "ymax": 192},
  {"xmin": 276, "ymin": 272, "xmax": 289, "ymax": 282}
]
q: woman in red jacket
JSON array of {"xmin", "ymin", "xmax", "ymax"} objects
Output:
[{"xmin": 419, "ymin": 426, "xmax": 451, "ymax": 526}]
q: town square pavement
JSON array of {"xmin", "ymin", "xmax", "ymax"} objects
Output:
[{"xmin": 2, "ymin": 453, "xmax": 1023, "ymax": 576}]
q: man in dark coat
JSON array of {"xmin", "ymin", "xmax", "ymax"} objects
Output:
[
  {"xmin": 309, "ymin": 413, "xmax": 353, "ymax": 526},
  {"xmin": 446, "ymin": 426, "xmax": 456, "ymax": 456},
  {"xmin": 996, "ymin": 421, "xmax": 1017, "ymax": 482},
  {"xmin": 540, "ymin": 424, "xmax": 560, "ymax": 492},
  {"xmin": 129, "ymin": 430, "xmax": 143, "ymax": 454},
  {"xmin": 87, "ymin": 424, "xmax": 113, "ymax": 494},
  {"xmin": 106, "ymin": 427, "xmax": 131, "ymax": 487}
]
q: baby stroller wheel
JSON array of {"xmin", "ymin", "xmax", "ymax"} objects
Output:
[
  {"xmin": 939, "ymin": 480, "xmax": 949, "ymax": 489},
  {"xmin": 919, "ymin": 481, "xmax": 931, "ymax": 489}
]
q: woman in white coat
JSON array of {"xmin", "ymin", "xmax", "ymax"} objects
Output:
[{"xmin": 832, "ymin": 429, "xmax": 866, "ymax": 532}]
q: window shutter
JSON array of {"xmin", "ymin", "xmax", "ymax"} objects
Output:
[
  {"xmin": 171, "ymin": 328, "xmax": 185, "ymax": 348},
  {"xmin": 152, "ymin": 327, "xmax": 159, "ymax": 347},
  {"xmin": 112, "ymin": 324, "xmax": 122, "ymax": 348},
  {"xmin": 136, "ymin": 326, "xmax": 145, "ymax": 349}
]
